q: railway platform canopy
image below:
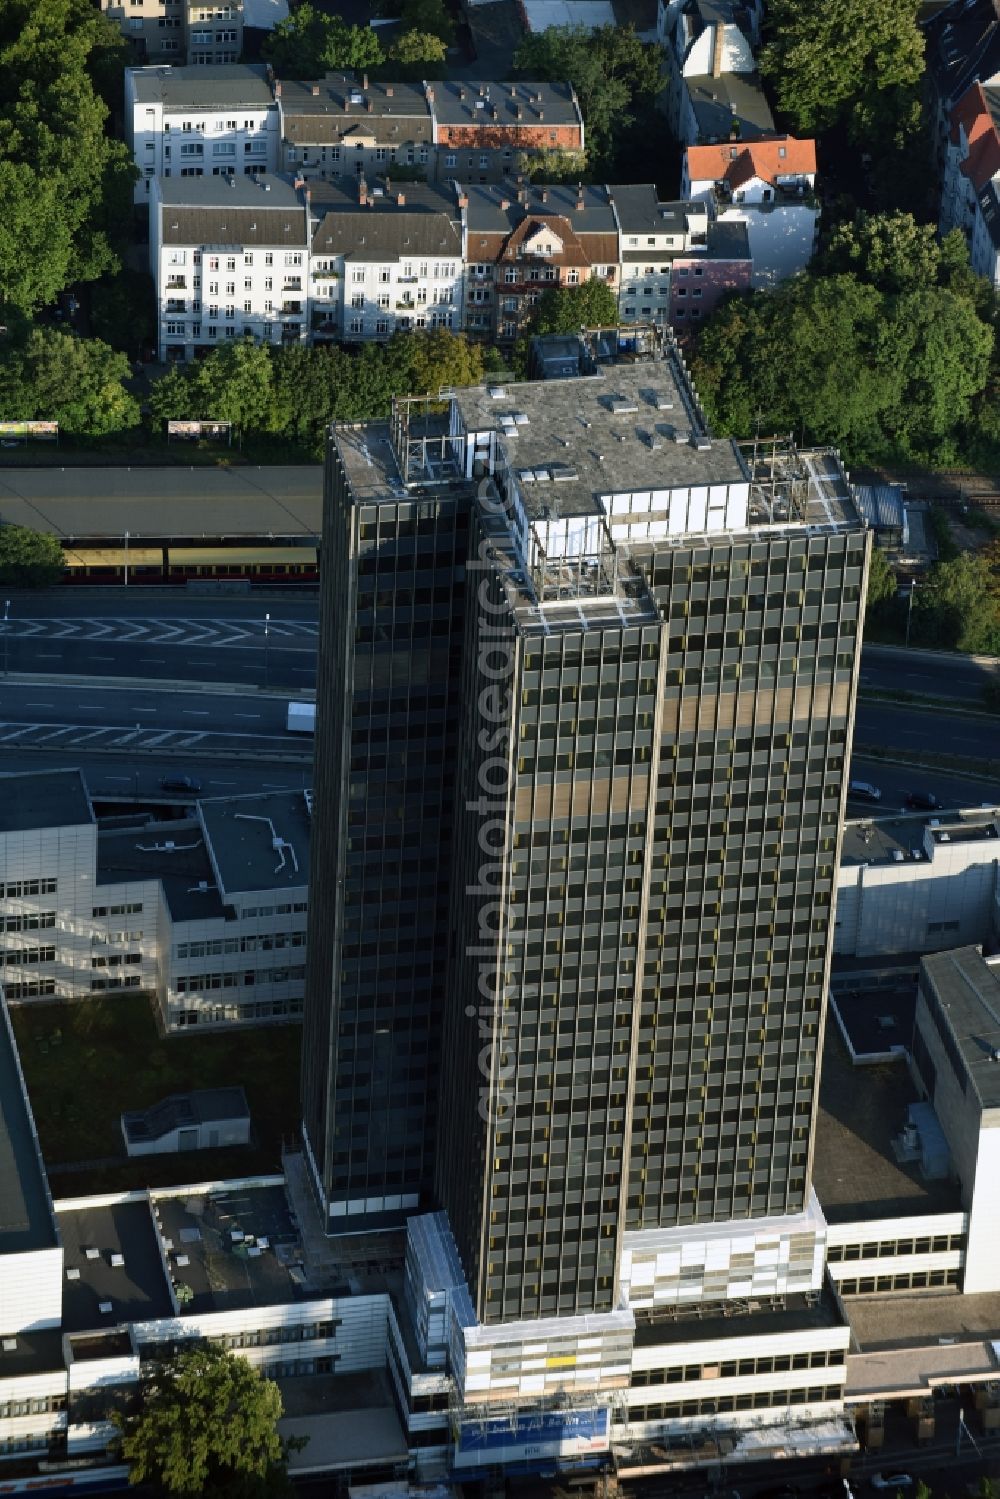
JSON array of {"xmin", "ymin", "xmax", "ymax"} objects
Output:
[{"xmin": 0, "ymin": 465, "xmax": 323, "ymax": 544}]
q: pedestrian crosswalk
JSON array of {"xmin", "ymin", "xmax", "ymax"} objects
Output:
[{"xmin": 0, "ymin": 720, "xmax": 296, "ymax": 752}]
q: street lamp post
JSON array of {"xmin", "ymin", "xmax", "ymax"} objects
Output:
[
  {"xmin": 264, "ymin": 612, "xmax": 270, "ymax": 689},
  {"xmin": 904, "ymin": 581, "xmax": 918, "ymax": 649}
]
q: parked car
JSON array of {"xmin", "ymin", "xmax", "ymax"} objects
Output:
[
  {"xmin": 905, "ymin": 790, "xmax": 940, "ymax": 810},
  {"xmin": 871, "ymin": 1476, "xmax": 914, "ymax": 1492},
  {"xmin": 160, "ymin": 774, "xmax": 202, "ymax": 793},
  {"xmin": 849, "ymin": 779, "xmax": 882, "ymax": 802}
]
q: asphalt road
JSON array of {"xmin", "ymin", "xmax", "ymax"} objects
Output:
[
  {"xmin": 0, "ymin": 593, "xmax": 319, "ymax": 689},
  {"xmin": 854, "ymin": 699, "xmax": 1000, "ymax": 762},
  {"xmin": 0, "ymin": 745, "xmax": 312, "ymax": 800},
  {"xmin": 0, "ymin": 679, "xmax": 312, "ymax": 758},
  {"xmin": 860, "ymin": 643, "xmax": 1000, "ymax": 705}
]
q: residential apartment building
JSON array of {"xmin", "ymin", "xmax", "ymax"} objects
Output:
[
  {"xmin": 428, "ymin": 79, "xmax": 584, "ymax": 182},
  {"xmin": 462, "ymin": 181, "xmax": 619, "ymax": 342},
  {"xmin": 103, "ymin": 0, "xmax": 243, "ymax": 65},
  {"xmin": 682, "ymin": 135, "xmax": 820, "ymax": 288},
  {"xmin": 613, "ymin": 183, "xmax": 751, "ymax": 325},
  {"xmin": 658, "ymin": 0, "xmax": 774, "ymax": 146},
  {"xmin": 309, "ymin": 178, "xmax": 464, "ymax": 342},
  {"xmin": 940, "ymin": 82, "xmax": 1000, "ymax": 288},
  {"xmin": 127, "ymin": 66, "xmax": 585, "ymax": 197},
  {"xmin": 126, "ymin": 63, "xmax": 279, "ymax": 202},
  {"xmin": 279, "ymin": 75, "xmax": 434, "ymax": 183},
  {"xmin": 924, "ymin": 0, "xmax": 1000, "ymax": 173},
  {"xmin": 0, "ymin": 770, "xmax": 309, "ymax": 1032},
  {"xmin": 150, "ymin": 173, "xmax": 309, "ymax": 361}
]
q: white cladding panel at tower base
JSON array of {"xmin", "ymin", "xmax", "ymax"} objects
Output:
[{"xmin": 452, "ymin": 1406, "xmax": 611, "ymax": 1469}]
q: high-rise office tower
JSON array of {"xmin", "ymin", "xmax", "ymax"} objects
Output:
[{"xmin": 303, "ymin": 333, "xmax": 867, "ymax": 1469}]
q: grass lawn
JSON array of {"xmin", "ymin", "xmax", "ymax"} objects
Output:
[{"xmin": 11, "ymin": 993, "xmax": 301, "ymax": 1196}]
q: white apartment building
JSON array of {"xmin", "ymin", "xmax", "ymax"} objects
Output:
[
  {"xmin": 0, "ymin": 770, "xmax": 309, "ymax": 1032},
  {"xmin": 658, "ymin": 0, "xmax": 773, "ymax": 146},
  {"xmin": 126, "ymin": 63, "xmax": 279, "ymax": 203},
  {"xmin": 103, "ymin": 0, "xmax": 243, "ymax": 66},
  {"xmin": 309, "ymin": 178, "xmax": 464, "ymax": 342},
  {"xmin": 941, "ymin": 81, "xmax": 1000, "ymax": 289},
  {"xmin": 681, "ymin": 135, "xmax": 820, "ymax": 288},
  {"xmin": 150, "ymin": 173, "xmax": 309, "ymax": 361}
]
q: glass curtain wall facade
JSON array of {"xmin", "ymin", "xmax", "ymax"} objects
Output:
[
  {"xmin": 301, "ymin": 432, "xmax": 473, "ymax": 1227},
  {"xmin": 435, "ymin": 516, "xmax": 867, "ymax": 1324}
]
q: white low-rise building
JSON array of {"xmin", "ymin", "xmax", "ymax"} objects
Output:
[
  {"xmin": 835, "ymin": 808, "xmax": 1000, "ymax": 960},
  {"xmin": 681, "ymin": 135, "xmax": 819, "ymax": 288},
  {"xmin": 0, "ymin": 770, "xmax": 310, "ymax": 1031},
  {"xmin": 150, "ymin": 173, "xmax": 310, "ymax": 361}
]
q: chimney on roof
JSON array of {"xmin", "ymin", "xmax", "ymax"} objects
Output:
[
  {"xmin": 515, "ymin": 103, "xmax": 523, "ymax": 119},
  {"xmin": 311, "ymin": 83, "xmax": 320, "ymax": 96},
  {"xmin": 712, "ymin": 21, "xmax": 725, "ymax": 77},
  {"xmin": 576, "ymin": 191, "xmax": 584, "ymax": 210},
  {"xmin": 294, "ymin": 174, "xmax": 305, "ymax": 189},
  {"xmin": 426, "ymin": 84, "xmax": 435, "ymax": 102},
  {"xmin": 344, "ymin": 97, "xmax": 350, "ymax": 112},
  {"xmin": 358, "ymin": 174, "xmax": 368, "ymax": 204},
  {"xmin": 274, "ymin": 80, "xmax": 282, "ymax": 98},
  {"xmin": 535, "ymin": 91, "xmax": 543, "ymax": 103},
  {"xmin": 367, "ymin": 98, "xmax": 373, "ymax": 112},
  {"xmin": 386, "ymin": 85, "xmax": 393, "ymax": 97},
  {"xmin": 539, "ymin": 189, "xmax": 547, "ymax": 202},
  {"xmin": 480, "ymin": 83, "xmax": 487, "ymax": 97},
  {"xmin": 457, "ymin": 192, "xmax": 468, "ymax": 208},
  {"xmin": 363, "ymin": 73, "xmax": 369, "ymax": 89},
  {"xmin": 491, "ymin": 105, "xmax": 498, "ymax": 119},
  {"xmin": 537, "ymin": 108, "xmax": 544, "ymax": 120},
  {"xmin": 459, "ymin": 86, "xmax": 466, "ymax": 100},
  {"xmin": 397, "ymin": 191, "xmax": 406, "ymax": 205},
  {"xmin": 500, "ymin": 196, "xmax": 510, "ymax": 210}
]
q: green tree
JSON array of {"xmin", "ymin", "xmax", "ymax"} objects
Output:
[
  {"xmin": 866, "ymin": 543, "xmax": 897, "ymax": 611},
  {"xmin": 112, "ymin": 1343, "xmax": 293, "ymax": 1497},
  {"xmin": 823, "ymin": 211, "xmax": 944, "ymax": 295},
  {"xmin": 398, "ymin": 0, "xmax": 454, "ymax": 44},
  {"xmin": 263, "ymin": 3, "xmax": 384, "ymax": 75},
  {"xmin": 89, "ymin": 269, "xmax": 156, "ymax": 359},
  {"xmin": 387, "ymin": 29, "xmax": 448, "ymax": 68},
  {"xmin": 0, "ymin": 328, "xmax": 139, "ymax": 436},
  {"xmin": 532, "ymin": 278, "xmax": 620, "ymax": 335},
  {"xmin": 0, "ymin": 0, "xmax": 137, "ymax": 316},
  {"xmin": 149, "ymin": 341, "xmax": 286, "ymax": 435},
  {"xmin": 516, "ymin": 147, "xmax": 588, "ymax": 181},
  {"xmin": 404, "ymin": 328, "xmax": 485, "ymax": 395},
  {"xmin": 512, "ymin": 26, "xmax": 660, "ymax": 173},
  {"xmin": 0, "ymin": 526, "xmax": 64, "ymax": 587},
  {"xmin": 913, "ymin": 552, "xmax": 1000, "ymax": 653},
  {"xmin": 760, "ymin": 0, "xmax": 924, "ymax": 138}
]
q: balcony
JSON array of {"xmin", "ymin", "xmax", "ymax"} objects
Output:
[
  {"xmin": 283, "ymin": 301, "xmax": 303, "ymax": 315},
  {"xmin": 166, "ymin": 278, "xmax": 187, "ymax": 290},
  {"xmin": 165, "ymin": 300, "xmax": 186, "ymax": 314},
  {"xmin": 283, "ymin": 278, "xmax": 303, "ymax": 291}
]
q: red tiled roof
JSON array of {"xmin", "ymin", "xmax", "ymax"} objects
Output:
[
  {"xmin": 685, "ymin": 135, "xmax": 817, "ymax": 188},
  {"xmin": 950, "ymin": 80, "xmax": 990, "ymax": 145},
  {"xmin": 962, "ymin": 127, "xmax": 1000, "ymax": 189}
]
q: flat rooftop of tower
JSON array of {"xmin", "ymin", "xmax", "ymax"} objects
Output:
[
  {"xmin": 453, "ymin": 363, "xmax": 747, "ymax": 515},
  {"xmin": 153, "ymin": 1183, "xmax": 309, "ymax": 1314},
  {"xmin": 0, "ymin": 769, "xmax": 92, "ymax": 833},
  {"xmin": 812, "ymin": 1025, "xmax": 962, "ymax": 1223},
  {"xmin": 200, "ymin": 791, "xmax": 311, "ymax": 898}
]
